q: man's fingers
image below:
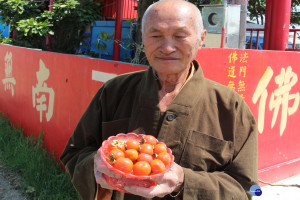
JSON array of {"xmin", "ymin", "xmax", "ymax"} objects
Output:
[
  {"xmin": 124, "ymin": 184, "xmax": 169, "ymax": 198},
  {"xmin": 98, "ymin": 166, "xmax": 122, "ymax": 179},
  {"xmin": 94, "ymin": 170, "xmax": 114, "ymax": 190},
  {"xmin": 94, "ymin": 152, "xmax": 122, "ymax": 179},
  {"xmin": 124, "ymin": 185, "xmax": 157, "ymax": 199}
]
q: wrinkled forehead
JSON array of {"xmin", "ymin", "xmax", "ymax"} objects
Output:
[{"xmin": 144, "ymin": 6, "xmax": 196, "ymax": 32}]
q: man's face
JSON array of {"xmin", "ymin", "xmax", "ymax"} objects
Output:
[{"xmin": 142, "ymin": 4, "xmax": 204, "ymax": 75}]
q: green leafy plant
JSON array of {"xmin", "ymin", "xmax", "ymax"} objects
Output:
[
  {"xmin": 17, "ymin": 18, "xmax": 54, "ymax": 37},
  {"xmin": 0, "ymin": 36, "xmax": 12, "ymax": 44},
  {"xmin": 0, "ymin": 30, "xmax": 12, "ymax": 44},
  {"xmin": 94, "ymin": 30, "xmax": 136, "ymax": 62},
  {"xmin": 95, "ymin": 31, "xmax": 114, "ymax": 57},
  {"xmin": 0, "ymin": 0, "xmax": 102, "ymax": 53},
  {"xmin": 0, "ymin": 0, "xmax": 42, "ymax": 27}
]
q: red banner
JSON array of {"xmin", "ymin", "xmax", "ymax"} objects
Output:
[{"xmin": 0, "ymin": 44, "xmax": 299, "ymax": 184}]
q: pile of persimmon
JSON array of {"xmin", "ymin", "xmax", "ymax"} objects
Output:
[{"xmin": 105, "ymin": 135, "xmax": 172, "ymax": 176}]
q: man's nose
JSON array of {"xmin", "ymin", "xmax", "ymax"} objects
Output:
[{"xmin": 160, "ymin": 38, "xmax": 176, "ymax": 55}]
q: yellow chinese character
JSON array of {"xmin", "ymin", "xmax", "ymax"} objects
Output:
[
  {"xmin": 239, "ymin": 66, "xmax": 247, "ymax": 78},
  {"xmin": 240, "ymin": 52, "xmax": 248, "ymax": 63},
  {"xmin": 228, "ymin": 66, "xmax": 236, "ymax": 78},
  {"xmin": 269, "ymin": 66, "xmax": 299, "ymax": 136},
  {"xmin": 252, "ymin": 66, "xmax": 299, "ymax": 136},
  {"xmin": 237, "ymin": 80, "xmax": 246, "ymax": 92},
  {"xmin": 32, "ymin": 59, "xmax": 55, "ymax": 123},
  {"xmin": 228, "ymin": 51, "xmax": 238, "ymax": 64},
  {"xmin": 227, "ymin": 80, "xmax": 235, "ymax": 90},
  {"xmin": 239, "ymin": 93, "xmax": 245, "ymax": 99}
]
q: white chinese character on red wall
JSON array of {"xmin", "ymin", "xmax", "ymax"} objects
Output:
[
  {"xmin": 2, "ymin": 52, "xmax": 16, "ymax": 96},
  {"xmin": 32, "ymin": 59, "xmax": 55, "ymax": 122}
]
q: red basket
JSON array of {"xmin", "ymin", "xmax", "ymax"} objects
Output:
[{"xmin": 99, "ymin": 133, "xmax": 174, "ymax": 193}]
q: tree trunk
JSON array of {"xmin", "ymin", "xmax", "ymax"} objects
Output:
[{"xmin": 256, "ymin": 0, "xmax": 264, "ymax": 25}]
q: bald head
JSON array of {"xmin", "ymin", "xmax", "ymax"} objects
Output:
[{"xmin": 141, "ymin": 0, "xmax": 204, "ymax": 40}]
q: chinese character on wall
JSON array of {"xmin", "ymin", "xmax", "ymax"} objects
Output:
[
  {"xmin": 32, "ymin": 59, "xmax": 55, "ymax": 122},
  {"xmin": 227, "ymin": 51, "xmax": 248, "ymax": 99},
  {"xmin": 252, "ymin": 66, "xmax": 299, "ymax": 136},
  {"xmin": 2, "ymin": 52, "xmax": 16, "ymax": 96}
]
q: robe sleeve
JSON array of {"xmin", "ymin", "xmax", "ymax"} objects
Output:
[{"xmin": 60, "ymin": 87, "xmax": 104, "ymax": 200}]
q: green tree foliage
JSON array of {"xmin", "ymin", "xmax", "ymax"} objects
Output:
[
  {"xmin": 248, "ymin": 0, "xmax": 300, "ymax": 25},
  {"xmin": 248, "ymin": 0, "xmax": 266, "ymax": 24},
  {"xmin": 0, "ymin": 0, "xmax": 102, "ymax": 53},
  {"xmin": 291, "ymin": 0, "xmax": 300, "ymax": 25}
]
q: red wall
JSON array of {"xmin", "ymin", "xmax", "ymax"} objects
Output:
[
  {"xmin": 0, "ymin": 44, "xmax": 145, "ymax": 161},
  {"xmin": 0, "ymin": 44, "xmax": 299, "ymax": 185}
]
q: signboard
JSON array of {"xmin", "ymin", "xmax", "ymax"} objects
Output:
[{"xmin": 0, "ymin": 44, "xmax": 299, "ymax": 184}]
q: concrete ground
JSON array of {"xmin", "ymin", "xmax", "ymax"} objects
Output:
[
  {"xmin": 0, "ymin": 175, "xmax": 26, "ymax": 200},
  {"xmin": 0, "ymin": 161, "xmax": 26, "ymax": 200},
  {"xmin": 253, "ymin": 174, "xmax": 300, "ymax": 200}
]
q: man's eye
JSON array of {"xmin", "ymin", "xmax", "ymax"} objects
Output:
[
  {"xmin": 151, "ymin": 35, "xmax": 161, "ymax": 38},
  {"xmin": 175, "ymin": 35, "xmax": 186, "ymax": 39}
]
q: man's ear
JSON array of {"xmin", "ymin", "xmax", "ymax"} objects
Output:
[{"xmin": 198, "ymin": 29, "xmax": 207, "ymax": 49}]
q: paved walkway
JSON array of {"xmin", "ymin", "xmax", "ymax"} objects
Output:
[
  {"xmin": 253, "ymin": 174, "xmax": 300, "ymax": 200},
  {"xmin": 0, "ymin": 161, "xmax": 26, "ymax": 200},
  {"xmin": 0, "ymin": 175, "xmax": 26, "ymax": 200}
]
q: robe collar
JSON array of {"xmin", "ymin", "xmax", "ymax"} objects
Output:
[{"xmin": 138, "ymin": 60, "xmax": 206, "ymax": 115}]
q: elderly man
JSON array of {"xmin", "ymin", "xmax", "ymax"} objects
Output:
[{"xmin": 60, "ymin": 0, "xmax": 258, "ymax": 199}]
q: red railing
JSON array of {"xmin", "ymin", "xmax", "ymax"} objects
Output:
[
  {"xmin": 246, "ymin": 28, "xmax": 264, "ymax": 50},
  {"xmin": 246, "ymin": 28, "xmax": 300, "ymax": 51},
  {"xmin": 288, "ymin": 29, "xmax": 300, "ymax": 51}
]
